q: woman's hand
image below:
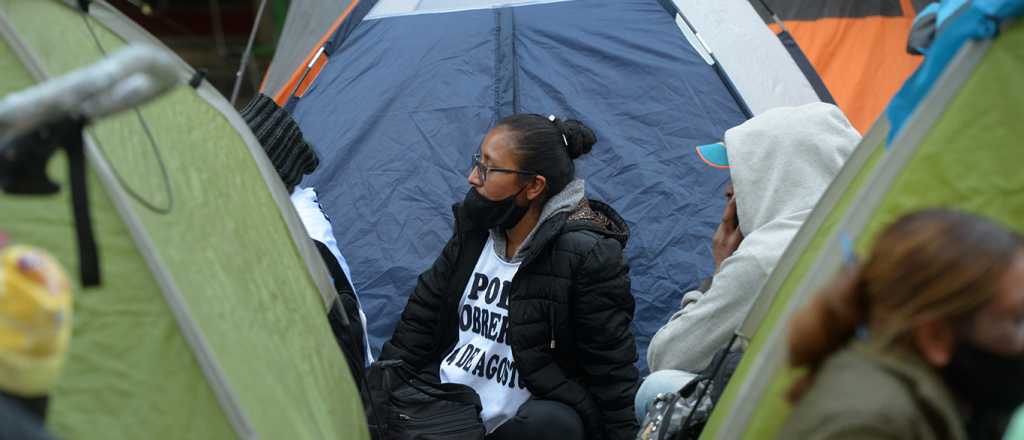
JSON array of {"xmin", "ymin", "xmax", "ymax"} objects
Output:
[{"xmin": 712, "ymin": 194, "xmax": 743, "ymax": 273}]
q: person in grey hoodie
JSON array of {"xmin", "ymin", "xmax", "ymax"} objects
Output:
[{"xmin": 636, "ymin": 102, "xmax": 860, "ymax": 421}]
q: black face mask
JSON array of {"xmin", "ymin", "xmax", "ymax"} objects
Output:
[
  {"xmin": 942, "ymin": 341, "xmax": 1024, "ymax": 414},
  {"xmin": 461, "ymin": 186, "xmax": 529, "ymax": 231}
]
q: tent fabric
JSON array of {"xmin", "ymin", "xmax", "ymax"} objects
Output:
[
  {"xmin": 290, "ymin": 0, "xmax": 754, "ymax": 373},
  {"xmin": 0, "ymin": 27, "xmax": 234, "ymax": 440},
  {"xmin": 776, "ymin": 30, "xmax": 836, "ymax": 104},
  {"xmin": 262, "ymin": 0, "xmax": 356, "ymax": 99},
  {"xmin": 0, "ymin": 156, "xmax": 239, "ymax": 439},
  {"xmin": 887, "ymin": 0, "xmax": 1024, "ymax": 142},
  {"xmin": 268, "ymin": 1, "xmax": 369, "ymax": 105},
  {"xmin": 49, "ymin": 0, "xmax": 344, "ymax": 310},
  {"xmin": 324, "ymin": 0, "xmax": 380, "ymax": 57},
  {"xmin": 701, "ymin": 18, "xmax": 1024, "ymax": 440},
  {"xmin": 665, "ymin": 0, "xmax": 821, "ymax": 115},
  {"xmin": 0, "ymin": 1, "xmax": 369, "ymax": 438},
  {"xmin": 0, "ymin": 27, "xmax": 237, "ymax": 437},
  {"xmin": 278, "ymin": 0, "xmax": 380, "ymax": 106},
  {"xmin": 752, "ymin": 0, "xmax": 907, "ymax": 19},
  {"xmin": 266, "ymin": 0, "xmax": 827, "ymax": 115},
  {"xmin": 753, "ymin": 0, "xmax": 925, "ymax": 133},
  {"xmin": 365, "ymin": 0, "xmax": 574, "ymax": 19},
  {"xmin": 266, "ymin": 0, "xmax": 825, "ymax": 117}
]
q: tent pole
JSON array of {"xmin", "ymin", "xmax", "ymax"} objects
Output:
[
  {"xmin": 231, "ymin": 0, "xmax": 269, "ymax": 106},
  {"xmin": 753, "ymin": 0, "xmax": 791, "ymax": 34}
]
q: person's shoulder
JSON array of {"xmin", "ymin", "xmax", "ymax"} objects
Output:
[
  {"xmin": 817, "ymin": 347, "xmax": 921, "ymax": 409},
  {"xmin": 558, "ymin": 199, "xmax": 629, "ymax": 249},
  {"xmin": 782, "ymin": 347, "xmax": 922, "ymax": 439},
  {"xmin": 553, "ymin": 227, "xmax": 603, "ymax": 250}
]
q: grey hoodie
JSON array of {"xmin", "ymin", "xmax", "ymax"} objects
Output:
[{"xmin": 647, "ymin": 102, "xmax": 860, "ymax": 373}]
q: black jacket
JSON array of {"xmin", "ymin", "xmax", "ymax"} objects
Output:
[{"xmin": 381, "ymin": 199, "xmax": 640, "ymax": 440}]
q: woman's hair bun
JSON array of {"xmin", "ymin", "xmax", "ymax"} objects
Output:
[{"xmin": 558, "ymin": 119, "xmax": 597, "ymax": 159}]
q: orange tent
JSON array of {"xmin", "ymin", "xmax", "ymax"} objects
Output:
[{"xmin": 754, "ymin": 0, "xmax": 927, "ymax": 132}]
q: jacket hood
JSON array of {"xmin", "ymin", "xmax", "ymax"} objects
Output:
[
  {"xmin": 513, "ymin": 197, "xmax": 629, "ymax": 265},
  {"xmin": 565, "ymin": 199, "xmax": 629, "ymax": 247},
  {"xmin": 725, "ymin": 102, "xmax": 860, "ymax": 235},
  {"xmin": 512, "ymin": 179, "xmax": 629, "ymax": 263}
]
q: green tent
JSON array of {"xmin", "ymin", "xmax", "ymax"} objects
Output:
[
  {"xmin": 701, "ymin": 17, "xmax": 1024, "ymax": 440},
  {"xmin": 0, "ymin": 1, "xmax": 368, "ymax": 438}
]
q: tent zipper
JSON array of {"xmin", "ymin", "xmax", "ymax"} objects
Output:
[
  {"xmin": 287, "ymin": 45, "xmax": 326, "ymax": 100},
  {"xmin": 549, "ymin": 306, "xmax": 556, "ymax": 350}
]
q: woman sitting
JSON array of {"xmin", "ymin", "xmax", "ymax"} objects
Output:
[{"xmin": 380, "ymin": 114, "xmax": 639, "ymax": 440}]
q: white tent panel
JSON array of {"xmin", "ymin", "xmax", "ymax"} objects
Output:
[{"xmin": 673, "ymin": 0, "xmax": 821, "ymax": 115}]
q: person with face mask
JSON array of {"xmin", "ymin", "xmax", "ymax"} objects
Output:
[
  {"xmin": 379, "ymin": 114, "xmax": 639, "ymax": 440},
  {"xmin": 781, "ymin": 209, "xmax": 1024, "ymax": 439}
]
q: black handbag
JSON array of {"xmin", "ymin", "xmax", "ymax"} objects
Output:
[{"xmin": 366, "ymin": 360, "xmax": 486, "ymax": 440}]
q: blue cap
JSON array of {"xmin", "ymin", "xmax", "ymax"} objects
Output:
[{"xmin": 695, "ymin": 142, "xmax": 730, "ymax": 169}]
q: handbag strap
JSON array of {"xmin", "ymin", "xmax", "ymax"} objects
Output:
[
  {"xmin": 677, "ymin": 333, "xmax": 740, "ymax": 439},
  {"xmin": 654, "ymin": 393, "xmax": 682, "ymax": 440}
]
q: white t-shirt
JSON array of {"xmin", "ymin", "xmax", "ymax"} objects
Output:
[
  {"xmin": 440, "ymin": 236, "xmax": 531, "ymax": 433},
  {"xmin": 290, "ymin": 186, "xmax": 374, "ymax": 365}
]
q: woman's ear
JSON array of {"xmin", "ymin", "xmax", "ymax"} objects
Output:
[
  {"xmin": 912, "ymin": 319, "xmax": 957, "ymax": 368},
  {"xmin": 526, "ymin": 175, "xmax": 547, "ymax": 202}
]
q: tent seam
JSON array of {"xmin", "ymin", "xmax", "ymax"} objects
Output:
[
  {"xmin": 511, "ymin": 8, "xmax": 519, "ymax": 114},
  {"xmin": 493, "ymin": 9, "xmax": 501, "ymax": 120}
]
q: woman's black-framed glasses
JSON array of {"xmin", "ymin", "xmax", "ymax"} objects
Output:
[{"xmin": 471, "ymin": 153, "xmax": 536, "ymax": 183}]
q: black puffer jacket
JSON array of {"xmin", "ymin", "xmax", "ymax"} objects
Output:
[{"xmin": 381, "ymin": 199, "xmax": 640, "ymax": 440}]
